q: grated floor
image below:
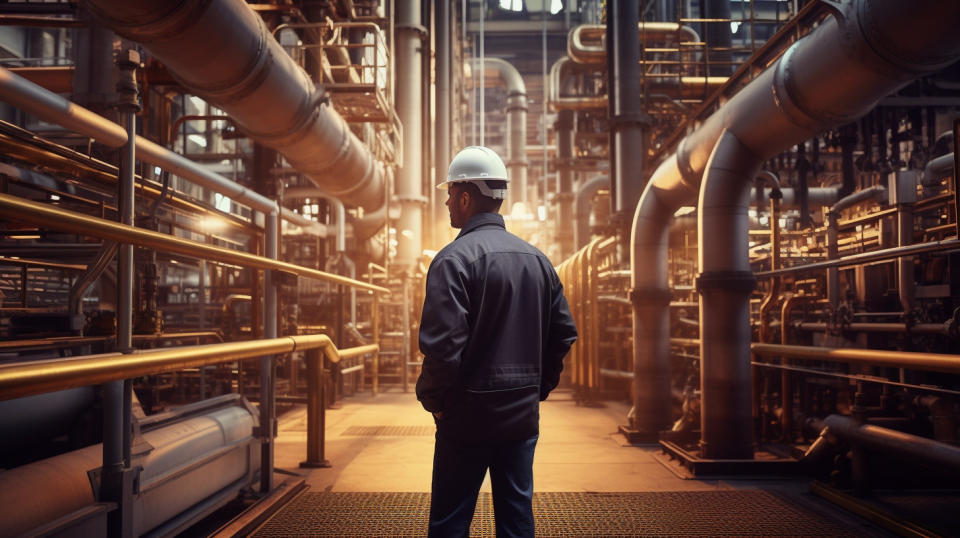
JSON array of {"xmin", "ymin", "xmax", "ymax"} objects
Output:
[
  {"xmin": 340, "ymin": 425, "xmax": 435, "ymax": 437},
  {"xmin": 253, "ymin": 490, "xmax": 872, "ymax": 537}
]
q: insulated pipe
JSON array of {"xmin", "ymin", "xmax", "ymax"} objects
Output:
[
  {"xmin": 574, "ymin": 176, "xmax": 609, "ymax": 250},
  {"xmin": 567, "ymin": 23, "xmax": 701, "ymax": 64},
  {"xmin": 395, "ymin": 0, "xmax": 423, "ymax": 272},
  {"xmin": 629, "ymin": 0, "xmax": 960, "ymax": 452},
  {"xmin": 469, "ymin": 58, "xmax": 528, "ymax": 206},
  {"xmin": 755, "ymin": 187, "xmax": 840, "ymax": 209},
  {"xmin": 82, "ymin": 0, "xmax": 387, "ymax": 213}
]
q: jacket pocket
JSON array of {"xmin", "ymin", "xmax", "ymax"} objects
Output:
[{"xmin": 439, "ymin": 385, "xmax": 540, "ymax": 443}]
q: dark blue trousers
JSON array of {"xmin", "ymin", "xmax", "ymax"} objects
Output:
[{"xmin": 428, "ymin": 432, "xmax": 538, "ymax": 538}]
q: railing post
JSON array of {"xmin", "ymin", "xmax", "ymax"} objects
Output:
[
  {"xmin": 260, "ymin": 210, "xmax": 279, "ymax": 493},
  {"xmin": 104, "ymin": 49, "xmax": 140, "ymax": 538},
  {"xmin": 372, "ymin": 293, "xmax": 380, "ymax": 396},
  {"xmin": 300, "ymin": 347, "xmax": 331, "ymax": 468}
]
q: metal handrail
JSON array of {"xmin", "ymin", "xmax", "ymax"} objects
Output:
[
  {"xmin": 751, "ymin": 343, "xmax": 960, "ymax": 375},
  {"xmin": 0, "ymin": 192, "xmax": 389, "ymax": 294},
  {"xmin": 0, "ymin": 334, "xmax": 378, "ymax": 401}
]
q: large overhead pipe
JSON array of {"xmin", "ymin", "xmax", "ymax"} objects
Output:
[
  {"xmin": 469, "ymin": 58, "xmax": 528, "ymax": 207},
  {"xmin": 567, "ymin": 23, "xmax": 700, "ymax": 64},
  {"xmin": 628, "ymin": 0, "xmax": 960, "ymax": 453},
  {"xmin": 395, "ymin": 0, "xmax": 424, "ymax": 271},
  {"xmin": 574, "ymin": 176, "xmax": 609, "ymax": 250},
  {"xmin": 82, "ymin": 0, "xmax": 387, "ymax": 213}
]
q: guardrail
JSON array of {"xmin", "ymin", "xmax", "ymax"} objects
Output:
[{"xmin": 0, "ymin": 334, "xmax": 377, "ymax": 476}]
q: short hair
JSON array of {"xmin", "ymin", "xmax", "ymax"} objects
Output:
[{"xmin": 461, "ymin": 181, "xmax": 505, "ymax": 213}]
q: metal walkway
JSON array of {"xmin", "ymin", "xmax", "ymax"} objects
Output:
[{"xmin": 252, "ymin": 490, "xmax": 877, "ymax": 537}]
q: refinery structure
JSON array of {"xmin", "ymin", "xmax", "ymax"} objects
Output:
[{"xmin": 0, "ymin": 1, "xmax": 959, "ymax": 536}]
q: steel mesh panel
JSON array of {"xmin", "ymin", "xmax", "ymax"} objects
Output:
[
  {"xmin": 341, "ymin": 425, "xmax": 435, "ymax": 437},
  {"xmin": 254, "ymin": 490, "xmax": 869, "ymax": 537}
]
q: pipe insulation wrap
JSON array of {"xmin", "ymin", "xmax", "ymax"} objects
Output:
[
  {"xmin": 82, "ymin": 0, "xmax": 386, "ymax": 212},
  {"xmin": 0, "ymin": 402, "xmax": 257, "ymax": 537}
]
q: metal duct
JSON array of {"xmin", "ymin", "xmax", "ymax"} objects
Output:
[
  {"xmin": 755, "ymin": 187, "xmax": 840, "ymax": 209},
  {"xmin": 567, "ymin": 23, "xmax": 700, "ymax": 64},
  {"xmin": 923, "ymin": 152, "xmax": 954, "ymax": 187},
  {"xmin": 395, "ymin": 0, "xmax": 423, "ymax": 271},
  {"xmin": 629, "ymin": 0, "xmax": 960, "ymax": 452},
  {"xmin": 469, "ymin": 58, "xmax": 528, "ymax": 206},
  {"xmin": 574, "ymin": 176, "xmax": 609, "ymax": 250},
  {"xmin": 82, "ymin": 0, "xmax": 386, "ymax": 213}
]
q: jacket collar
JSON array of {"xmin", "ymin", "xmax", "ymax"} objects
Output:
[{"xmin": 456, "ymin": 212, "xmax": 505, "ymax": 239}]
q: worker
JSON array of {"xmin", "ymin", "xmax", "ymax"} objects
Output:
[{"xmin": 416, "ymin": 146, "xmax": 578, "ymax": 537}]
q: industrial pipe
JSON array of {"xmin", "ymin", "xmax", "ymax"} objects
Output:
[
  {"xmin": 608, "ymin": 0, "xmax": 645, "ymax": 228},
  {"xmin": 826, "ymin": 185, "xmax": 888, "ymax": 309},
  {"xmin": 574, "ymin": 176, "xmax": 609, "ymax": 250},
  {"xmin": 557, "ymin": 110, "xmax": 575, "ymax": 257},
  {"xmin": 395, "ymin": 0, "xmax": 423, "ymax": 271},
  {"xmin": 435, "ymin": 0, "xmax": 451, "ymax": 250},
  {"xmin": 629, "ymin": 0, "xmax": 960, "ymax": 455},
  {"xmin": 285, "ymin": 188, "xmax": 347, "ymax": 252},
  {"xmin": 469, "ymin": 57, "xmax": 528, "ymax": 206},
  {"xmin": 83, "ymin": 0, "xmax": 387, "ymax": 213},
  {"xmin": 0, "ymin": 192, "xmax": 390, "ymax": 293},
  {"xmin": 813, "ymin": 414, "xmax": 960, "ymax": 472},
  {"xmin": 567, "ymin": 23, "xmax": 700, "ymax": 64}
]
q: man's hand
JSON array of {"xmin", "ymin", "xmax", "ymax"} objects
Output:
[{"xmin": 432, "ymin": 411, "xmax": 444, "ymax": 420}]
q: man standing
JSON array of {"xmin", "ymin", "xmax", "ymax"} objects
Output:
[{"xmin": 416, "ymin": 146, "xmax": 578, "ymax": 537}]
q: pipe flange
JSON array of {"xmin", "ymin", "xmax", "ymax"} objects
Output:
[
  {"xmin": 395, "ymin": 23, "xmax": 428, "ymax": 38},
  {"xmin": 771, "ymin": 43, "xmax": 824, "ymax": 132},
  {"xmin": 629, "ymin": 286, "xmax": 672, "ymax": 306},
  {"xmin": 695, "ymin": 270, "xmax": 756, "ymax": 295}
]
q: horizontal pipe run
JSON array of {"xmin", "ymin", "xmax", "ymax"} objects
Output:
[
  {"xmin": 756, "ymin": 239, "xmax": 960, "ymax": 278},
  {"xmin": 0, "ymin": 335, "xmax": 378, "ymax": 402},
  {"xmin": 796, "ymin": 322, "xmax": 949, "ymax": 335},
  {"xmin": 818, "ymin": 414, "xmax": 960, "ymax": 472},
  {"xmin": 0, "ymin": 192, "xmax": 388, "ymax": 294},
  {"xmin": 751, "ymin": 343, "xmax": 960, "ymax": 375}
]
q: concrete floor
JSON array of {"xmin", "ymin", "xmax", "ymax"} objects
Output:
[{"xmin": 274, "ymin": 388, "xmax": 733, "ymax": 493}]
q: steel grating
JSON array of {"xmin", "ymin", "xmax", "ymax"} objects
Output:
[
  {"xmin": 341, "ymin": 425, "xmax": 435, "ymax": 437},
  {"xmin": 253, "ymin": 490, "xmax": 872, "ymax": 537}
]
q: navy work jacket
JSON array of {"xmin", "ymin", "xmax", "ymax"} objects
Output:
[{"xmin": 416, "ymin": 212, "xmax": 578, "ymax": 442}]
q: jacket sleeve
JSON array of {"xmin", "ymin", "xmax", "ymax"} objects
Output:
[
  {"xmin": 540, "ymin": 271, "xmax": 577, "ymax": 401},
  {"xmin": 416, "ymin": 255, "xmax": 471, "ymax": 412}
]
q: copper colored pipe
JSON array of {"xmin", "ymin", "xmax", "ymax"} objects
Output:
[{"xmin": 751, "ymin": 343, "xmax": 960, "ymax": 375}]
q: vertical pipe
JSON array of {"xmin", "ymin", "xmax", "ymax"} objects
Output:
[
  {"xmin": 609, "ymin": 0, "xmax": 646, "ymax": 245},
  {"xmin": 436, "ymin": 0, "xmax": 450, "ymax": 250},
  {"xmin": 557, "ymin": 110, "xmax": 575, "ymax": 257},
  {"xmin": 479, "ymin": 0, "xmax": 484, "ymax": 145},
  {"xmin": 372, "ymin": 293, "xmax": 380, "ymax": 396},
  {"xmin": 702, "ymin": 0, "xmax": 733, "ymax": 76},
  {"xmin": 541, "ymin": 1, "xmax": 548, "ymax": 214},
  {"xmin": 198, "ymin": 260, "xmax": 207, "ymax": 329},
  {"xmin": 300, "ymin": 348, "xmax": 330, "ymax": 468},
  {"xmin": 260, "ymin": 210, "xmax": 278, "ymax": 493},
  {"xmin": 396, "ymin": 0, "xmax": 423, "ymax": 271},
  {"xmin": 402, "ymin": 276, "xmax": 411, "ymax": 393}
]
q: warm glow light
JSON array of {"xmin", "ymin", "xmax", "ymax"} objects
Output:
[
  {"xmin": 8, "ymin": 234, "xmax": 40, "ymax": 240},
  {"xmin": 200, "ymin": 215, "xmax": 227, "ymax": 232},
  {"xmin": 400, "ymin": 229, "xmax": 414, "ymax": 239},
  {"xmin": 537, "ymin": 205, "xmax": 547, "ymax": 221},
  {"xmin": 510, "ymin": 202, "xmax": 528, "ymax": 219},
  {"xmin": 674, "ymin": 206, "xmax": 695, "ymax": 217}
]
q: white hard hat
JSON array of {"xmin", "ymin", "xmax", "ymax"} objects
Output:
[{"xmin": 437, "ymin": 146, "xmax": 509, "ymax": 200}]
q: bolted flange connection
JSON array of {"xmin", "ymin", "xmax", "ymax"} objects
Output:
[{"xmin": 116, "ymin": 49, "xmax": 142, "ymax": 114}]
